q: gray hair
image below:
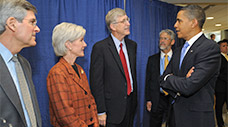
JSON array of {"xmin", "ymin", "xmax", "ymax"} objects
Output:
[
  {"xmin": 0, "ymin": 0, "xmax": 37, "ymax": 35},
  {"xmin": 105, "ymin": 8, "xmax": 126, "ymax": 32},
  {"xmin": 159, "ymin": 29, "xmax": 175, "ymax": 40},
  {"xmin": 181, "ymin": 5, "xmax": 205, "ymax": 29},
  {"xmin": 52, "ymin": 22, "xmax": 86, "ymax": 56}
]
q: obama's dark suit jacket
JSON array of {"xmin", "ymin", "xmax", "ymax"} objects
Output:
[{"xmin": 161, "ymin": 34, "xmax": 221, "ymax": 127}]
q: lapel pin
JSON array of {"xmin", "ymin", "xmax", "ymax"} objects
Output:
[
  {"xmin": 190, "ymin": 50, "xmax": 193, "ymax": 53},
  {"xmin": 81, "ymin": 69, "xmax": 84, "ymax": 74}
]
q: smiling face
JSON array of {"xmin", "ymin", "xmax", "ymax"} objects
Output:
[{"xmin": 15, "ymin": 10, "xmax": 40, "ymax": 48}]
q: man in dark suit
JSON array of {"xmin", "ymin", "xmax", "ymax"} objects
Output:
[
  {"xmin": 145, "ymin": 29, "xmax": 175, "ymax": 127},
  {"xmin": 0, "ymin": 0, "xmax": 42, "ymax": 127},
  {"xmin": 90, "ymin": 8, "xmax": 137, "ymax": 127},
  {"xmin": 215, "ymin": 40, "xmax": 228, "ymax": 127},
  {"xmin": 161, "ymin": 5, "xmax": 221, "ymax": 127}
]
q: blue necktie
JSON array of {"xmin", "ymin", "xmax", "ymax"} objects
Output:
[{"xmin": 179, "ymin": 42, "xmax": 189, "ymax": 69}]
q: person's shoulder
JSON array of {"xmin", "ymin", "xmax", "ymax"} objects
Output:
[
  {"xmin": 148, "ymin": 52, "xmax": 160, "ymax": 60},
  {"xmin": 75, "ymin": 63, "xmax": 83, "ymax": 70},
  {"xmin": 151, "ymin": 52, "xmax": 160, "ymax": 58},
  {"xmin": 18, "ymin": 54, "xmax": 27, "ymax": 61},
  {"xmin": 221, "ymin": 54, "xmax": 227, "ymax": 61},
  {"xmin": 203, "ymin": 37, "xmax": 219, "ymax": 49},
  {"xmin": 95, "ymin": 36, "xmax": 111, "ymax": 44},
  {"xmin": 17, "ymin": 54, "xmax": 30, "ymax": 65},
  {"xmin": 92, "ymin": 36, "xmax": 111, "ymax": 48},
  {"xmin": 48, "ymin": 60, "xmax": 65, "ymax": 74},
  {"xmin": 198, "ymin": 36, "xmax": 220, "ymax": 54},
  {"xmin": 125, "ymin": 38, "xmax": 137, "ymax": 45}
]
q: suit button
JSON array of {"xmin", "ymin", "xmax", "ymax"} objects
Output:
[
  {"xmin": 90, "ymin": 117, "xmax": 93, "ymax": 121},
  {"xmin": 88, "ymin": 104, "xmax": 91, "ymax": 109},
  {"xmin": 124, "ymin": 96, "xmax": 127, "ymax": 99},
  {"xmin": 85, "ymin": 91, "xmax": 87, "ymax": 95}
]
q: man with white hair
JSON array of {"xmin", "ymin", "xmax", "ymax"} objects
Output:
[{"xmin": 90, "ymin": 8, "xmax": 137, "ymax": 127}]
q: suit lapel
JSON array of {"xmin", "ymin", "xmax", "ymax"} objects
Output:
[
  {"xmin": 158, "ymin": 55, "xmax": 162, "ymax": 77},
  {"xmin": 125, "ymin": 39, "xmax": 135, "ymax": 75},
  {"xmin": 60, "ymin": 58, "xmax": 90, "ymax": 92},
  {"xmin": 0, "ymin": 55, "xmax": 26, "ymax": 125},
  {"xmin": 71, "ymin": 65, "xmax": 89, "ymax": 92},
  {"xmin": 180, "ymin": 34, "xmax": 206, "ymax": 71},
  {"xmin": 107, "ymin": 36, "xmax": 125, "ymax": 75},
  {"xmin": 18, "ymin": 55, "xmax": 43, "ymax": 126}
]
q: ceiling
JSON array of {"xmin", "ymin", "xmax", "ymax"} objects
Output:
[{"xmin": 159, "ymin": 0, "xmax": 228, "ymax": 33}]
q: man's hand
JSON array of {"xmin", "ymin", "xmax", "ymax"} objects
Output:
[
  {"xmin": 98, "ymin": 113, "xmax": 107, "ymax": 126},
  {"xmin": 186, "ymin": 67, "xmax": 195, "ymax": 78},
  {"xmin": 146, "ymin": 101, "xmax": 152, "ymax": 112}
]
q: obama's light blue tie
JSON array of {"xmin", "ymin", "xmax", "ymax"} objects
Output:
[{"xmin": 179, "ymin": 42, "xmax": 189, "ymax": 69}]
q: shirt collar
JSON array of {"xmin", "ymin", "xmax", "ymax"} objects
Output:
[
  {"xmin": 160, "ymin": 50, "xmax": 173, "ymax": 59},
  {"xmin": 0, "ymin": 42, "xmax": 14, "ymax": 63},
  {"xmin": 186, "ymin": 31, "xmax": 203, "ymax": 47},
  {"xmin": 111, "ymin": 34, "xmax": 125, "ymax": 48},
  {"xmin": 221, "ymin": 52, "xmax": 227, "ymax": 57}
]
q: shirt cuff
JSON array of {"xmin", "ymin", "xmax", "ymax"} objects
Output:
[
  {"xmin": 164, "ymin": 74, "xmax": 172, "ymax": 81},
  {"xmin": 98, "ymin": 112, "xmax": 106, "ymax": 116}
]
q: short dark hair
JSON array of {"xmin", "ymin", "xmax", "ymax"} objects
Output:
[
  {"xmin": 210, "ymin": 34, "xmax": 215, "ymax": 38},
  {"xmin": 181, "ymin": 5, "xmax": 205, "ymax": 29},
  {"xmin": 218, "ymin": 39, "xmax": 228, "ymax": 45}
]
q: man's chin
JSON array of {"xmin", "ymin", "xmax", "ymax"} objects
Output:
[
  {"xmin": 177, "ymin": 34, "xmax": 183, "ymax": 39},
  {"xmin": 30, "ymin": 41, "xmax": 37, "ymax": 47},
  {"xmin": 159, "ymin": 46, "xmax": 166, "ymax": 50}
]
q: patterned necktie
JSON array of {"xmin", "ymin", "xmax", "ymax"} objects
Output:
[
  {"xmin": 12, "ymin": 56, "xmax": 37, "ymax": 127},
  {"xmin": 119, "ymin": 43, "xmax": 132, "ymax": 95},
  {"xmin": 179, "ymin": 42, "xmax": 189, "ymax": 69},
  {"xmin": 164, "ymin": 54, "xmax": 169, "ymax": 70}
]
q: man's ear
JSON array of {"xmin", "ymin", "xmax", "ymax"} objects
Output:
[
  {"xmin": 6, "ymin": 17, "xmax": 17, "ymax": 32},
  {"xmin": 171, "ymin": 39, "xmax": 175, "ymax": 46},
  {"xmin": 110, "ymin": 23, "xmax": 116, "ymax": 32},
  {"xmin": 191, "ymin": 18, "xmax": 198, "ymax": 28}
]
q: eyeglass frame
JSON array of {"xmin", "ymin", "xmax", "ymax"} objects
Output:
[
  {"xmin": 113, "ymin": 17, "xmax": 130, "ymax": 24},
  {"xmin": 159, "ymin": 37, "xmax": 171, "ymax": 41}
]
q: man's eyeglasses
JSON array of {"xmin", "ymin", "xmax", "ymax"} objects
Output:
[
  {"xmin": 159, "ymin": 37, "xmax": 171, "ymax": 41},
  {"xmin": 23, "ymin": 18, "xmax": 37, "ymax": 26},
  {"xmin": 113, "ymin": 17, "xmax": 130, "ymax": 24}
]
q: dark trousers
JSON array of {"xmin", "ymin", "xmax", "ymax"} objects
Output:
[
  {"xmin": 150, "ymin": 94, "xmax": 169, "ymax": 127},
  {"xmin": 215, "ymin": 92, "xmax": 227, "ymax": 127},
  {"xmin": 166, "ymin": 106, "xmax": 175, "ymax": 127},
  {"xmin": 106, "ymin": 94, "xmax": 134, "ymax": 127}
]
